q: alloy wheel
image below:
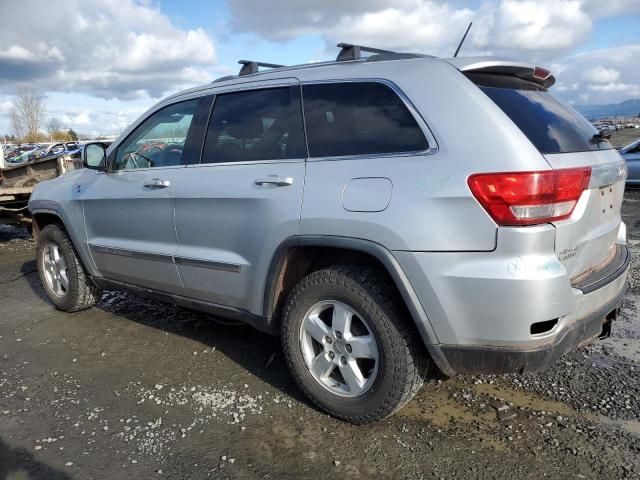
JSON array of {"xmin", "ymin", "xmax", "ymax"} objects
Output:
[{"xmin": 299, "ymin": 300, "xmax": 379, "ymax": 397}]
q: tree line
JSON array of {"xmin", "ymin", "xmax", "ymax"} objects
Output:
[{"xmin": 4, "ymin": 88, "xmax": 78, "ymax": 143}]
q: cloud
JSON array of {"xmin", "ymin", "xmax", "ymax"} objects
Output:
[
  {"xmin": 583, "ymin": 66, "xmax": 621, "ymax": 83},
  {"xmin": 492, "ymin": 0, "xmax": 592, "ymax": 51},
  {"xmin": 227, "ymin": 0, "xmax": 640, "ymax": 106},
  {"xmin": 325, "ymin": 3, "xmax": 476, "ymax": 55},
  {"xmin": 588, "ymin": 82, "xmax": 640, "ymax": 95},
  {"xmin": 228, "ymin": 0, "xmax": 408, "ymax": 40},
  {"xmin": 583, "ymin": 0, "xmax": 640, "ymax": 17},
  {"xmin": 61, "ymin": 112, "xmax": 91, "ymax": 127},
  {"xmin": 228, "ymin": 0, "xmax": 637, "ymax": 61},
  {"xmin": 552, "ymin": 45, "xmax": 640, "ymax": 104},
  {"xmin": 0, "ymin": 0, "xmax": 217, "ymax": 100},
  {"xmin": 0, "ymin": 100, "xmax": 12, "ymax": 113}
]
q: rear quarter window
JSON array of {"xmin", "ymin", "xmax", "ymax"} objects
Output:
[
  {"xmin": 302, "ymin": 82, "xmax": 428, "ymax": 158},
  {"xmin": 468, "ymin": 73, "xmax": 612, "ymax": 155}
]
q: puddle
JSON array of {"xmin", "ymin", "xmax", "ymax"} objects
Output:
[
  {"xmin": 475, "ymin": 383, "xmax": 640, "ymax": 437},
  {"xmin": 597, "ymin": 416, "xmax": 640, "ymax": 436},
  {"xmin": 400, "ymin": 382, "xmax": 574, "ymax": 427},
  {"xmin": 399, "ymin": 387, "xmax": 493, "ymax": 426},
  {"xmin": 474, "ymin": 383, "xmax": 573, "ymax": 416}
]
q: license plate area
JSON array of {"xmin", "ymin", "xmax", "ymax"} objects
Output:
[{"xmin": 597, "ymin": 185, "xmax": 617, "ymax": 220}]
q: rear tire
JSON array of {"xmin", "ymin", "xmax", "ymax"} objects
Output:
[
  {"xmin": 36, "ymin": 224, "xmax": 101, "ymax": 312},
  {"xmin": 281, "ymin": 265, "xmax": 428, "ymax": 424}
]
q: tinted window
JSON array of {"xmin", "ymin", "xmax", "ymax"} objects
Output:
[
  {"xmin": 469, "ymin": 73, "xmax": 612, "ymax": 154},
  {"xmin": 114, "ymin": 99, "xmax": 200, "ymax": 170},
  {"xmin": 302, "ymin": 82, "xmax": 428, "ymax": 158},
  {"xmin": 202, "ymin": 87, "xmax": 305, "ymax": 163}
]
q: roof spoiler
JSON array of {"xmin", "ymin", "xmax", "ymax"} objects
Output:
[{"xmin": 444, "ymin": 57, "xmax": 556, "ymax": 88}]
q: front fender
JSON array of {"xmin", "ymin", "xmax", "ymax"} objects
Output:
[{"xmin": 29, "ymin": 175, "xmax": 99, "ymax": 277}]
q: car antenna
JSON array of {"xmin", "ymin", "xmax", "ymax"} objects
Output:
[{"xmin": 453, "ymin": 22, "xmax": 472, "ymax": 57}]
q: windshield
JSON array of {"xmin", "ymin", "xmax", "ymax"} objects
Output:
[{"xmin": 468, "ymin": 73, "xmax": 612, "ymax": 154}]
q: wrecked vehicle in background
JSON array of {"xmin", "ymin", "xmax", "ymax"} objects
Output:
[{"xmin": 0, "ymin": 142, "xmax": 85, "ymax": 225}]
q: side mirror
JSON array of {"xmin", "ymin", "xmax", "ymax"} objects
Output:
[{"xmin": 83, "ymin": 142, "xmax": 107, "ymax": 171}]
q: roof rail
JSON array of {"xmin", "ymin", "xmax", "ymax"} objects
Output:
[
  {"xmin": 238, "ymin": 60, "xmax": 286, "ymax": 76},
  {"xmin": 336, "ymin": 43, "xmax": 396, "ymax": 62},
  {"xmin": 212, "ymin": 75, "xmax": 236, "ymax": 83}
]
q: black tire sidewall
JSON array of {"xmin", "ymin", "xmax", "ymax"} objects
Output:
[
  {"xmin": 37, "ymin": 225, "xmax": 83, "ymax": 311},
  {"xmin": 282, "ymin": 270, "xmax": 411, "ymax": 421}
]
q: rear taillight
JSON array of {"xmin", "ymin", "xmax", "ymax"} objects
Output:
[{"xmin": 468, "ymin": 167, "xmax": 591, "ymax": 226}]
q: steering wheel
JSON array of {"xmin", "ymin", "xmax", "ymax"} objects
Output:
[
  {"xmin": 158, "ymin": 143, "xmax": 185, "ymax": 166},
  {"xmin": 164, "ymin": 143, "xmax": 184, "ymax": 151},
  {"xmin": 122, "ymin": 151, "xmax": 154, "ymax": 169}
]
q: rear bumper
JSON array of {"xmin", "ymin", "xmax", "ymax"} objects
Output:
[
  {"xmin": 433, "ymin": 244, "xmax": 628, "ymax": 374},
  {"xmin": 434, "ymin": 285, "xmax": 625, "ymax": 374},
  {"xmin": 394, "ymin": 235, "xmax": 630, "ymax": 376}
]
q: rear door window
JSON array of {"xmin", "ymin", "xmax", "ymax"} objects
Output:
[
  {"xmin": 202, "ymin": 87, "xmax": 305, "ymax": 163},
  {"xmin": 468, "ymin": 73, "xmax": 612, "ymax": 154},
  {"xmin": 302, "ymin": 82, "xmax": 428, "ymax": 158}
]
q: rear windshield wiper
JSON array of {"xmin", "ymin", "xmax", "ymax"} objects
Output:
[{"xmin": 590, "ymin": 127, "xmax": 613, "ymax": 144}]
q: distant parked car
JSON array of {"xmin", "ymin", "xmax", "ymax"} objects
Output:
[{"xmin": 620, "ymin": 138, "xmax": 640, "ymax": 186}]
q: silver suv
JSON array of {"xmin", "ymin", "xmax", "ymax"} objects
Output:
[{"xmin": 29, "ymin": 44, "xmax": 630, "ymax": 424}]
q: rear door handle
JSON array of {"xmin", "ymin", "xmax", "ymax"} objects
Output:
[
  {"xmin": 143, "ymin": 179, "xmax": 171, "ymax": 189},
  {"xmin": 255, "ymin": 175, "xmax": 294, "ymax": 187}
]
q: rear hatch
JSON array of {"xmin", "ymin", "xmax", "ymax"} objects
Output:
[{"xmin": 464, "ymin": 66, "xmax": 626, "ymax": 280}]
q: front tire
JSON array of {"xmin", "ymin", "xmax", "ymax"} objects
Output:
[
  {"xmin": 36, "ymin": 224, "xmax": 101, "ymax": 312},
  {"xmin": 281, "ymin": 265, "xmax": 428, "ymax": 424}
]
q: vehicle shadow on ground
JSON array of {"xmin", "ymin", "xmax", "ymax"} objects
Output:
[
  {"xmin": 21, "ymin": 264, "xmax": 307, "ymax": 405},
  {"xmin": 0, "ymin": 438, "xmax": 71, "ymax": 480},
  {"xmin": 96, "ymin": 295, "xmax": 308, "ymax": 402},
  {"xmin": 0, "ymin": 259, "xmax": 37, "ymax": 285}
]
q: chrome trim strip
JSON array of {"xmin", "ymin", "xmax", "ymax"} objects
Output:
[
  {"xmin": 185, "ymin": 158, "xmax": 304, "ymax": 168},
  {"xmin": 89, "ymin": 244, "xmax": 241, "ymax": 272},
  {"xmin": 90, "ymin": 244, "xmax": 173, "ymax": 263},
  {"xmin": 174, "ymin": 256, "xmax": 241, "ymax": 273}
]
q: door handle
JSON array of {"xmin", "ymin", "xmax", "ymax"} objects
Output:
[
  {"xmin": 254, "ymin": 175, "xmax": 294, "ymax": 187},
  {"xmin": 143, "ymin": 179, "xmax": 171, "ymax": 189}
]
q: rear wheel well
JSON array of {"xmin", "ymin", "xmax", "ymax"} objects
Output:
[
  {"xmin": 269, "ymin": 246, "xmax": 404, "ymax": 323},
  {"xmin": 32, "ymin": 212, "xmax": 65, "ymax": 241}
]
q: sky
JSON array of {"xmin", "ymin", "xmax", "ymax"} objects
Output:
[{"xmin": 0, "ymin": 0, "xmax": 639, "ymax": 137}]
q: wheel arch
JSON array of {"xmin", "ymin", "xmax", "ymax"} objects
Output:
[
  {"xmin": 31, "ymin": 210, "xmax": 67, "ymax": 241},
  {"xmin": 263, "ymin": 235, "xmax": 454, "ymax": 375},
  {"xmin": 31, "ymin": 208, "xmax": 98, "ymax": 277}
]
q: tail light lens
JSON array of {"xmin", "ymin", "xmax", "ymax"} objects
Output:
[{"xmin": 468, "ymin": 167, "xmax": 591, "ymax": 226}]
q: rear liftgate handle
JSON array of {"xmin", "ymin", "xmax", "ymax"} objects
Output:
[
  {"xmin": 254, "ymin": 175, "xmax": 294, "ymax": 187},
  {"xmin": 143, "ymin": 179, "xmax": 171, "ymax": 189}
]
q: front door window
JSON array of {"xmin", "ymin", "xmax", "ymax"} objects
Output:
[{"xmin": 113, "ymin": 99, "xmax": 200, "ymax": 170}]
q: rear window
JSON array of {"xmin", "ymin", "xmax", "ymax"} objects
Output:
[
  {"xmin": 302, "ymin": 82, "xmax": 428, "ymax": 158},
  {"xmin": 468, "ymin": 73, "xmax": 612, "ymax": 154}
]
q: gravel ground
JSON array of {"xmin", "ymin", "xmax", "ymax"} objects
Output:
[{"xmin": 0, "ymin": 192, "xmax": 639, "ymax": 479}]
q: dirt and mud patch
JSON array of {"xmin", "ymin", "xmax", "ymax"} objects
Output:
[{"xmin": 1, "ymin": 193, "xmax": 640, "ymax": 479}]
